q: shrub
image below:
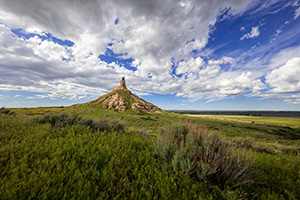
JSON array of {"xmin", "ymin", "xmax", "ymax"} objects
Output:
[
  {"xmin": 34, "ymin": 113, "xmax": 83, "ymax": 128},
  {"xmin": 108, "ymin": 119, "xmax": 125, "ymax": 132},
  {"xmin": 153, "ymin": 137, "xmax": 175, "ymax": 162},
  {"xmin": 0, "ymin": 107, "xmax": 13, "ymax": 115},
  {"xmin": 154, "ymin": 124, "xmax": 255, "ymax": 188},
  {"xmin": 230, "ymin": 138, "xmax": 253, "ymax": 149},
  {"xmin": 34, "ymin": 113, "xmax": 125, "ymax": 132},
  {"xmin": 252, "ymin": 145, "xmax": 275, "ymax": 155},
  {"xmin": 96, "ymin": 118, "xmax": 110, "ymax": 131},
  {"xmin": 282, "ymin": 147, "xmax": 300, "ymax": 155},
  {"xmin": 168, "ymin": 123, "xmax": 188, "ymax": 144},
  {"xmin": 171, "ymin": 150, "xmax": 193, "ymax": 174}
]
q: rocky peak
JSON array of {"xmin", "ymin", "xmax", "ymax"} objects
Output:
[{"xmin": 112, "ymin": 77, "xmax": 128, "ymax": 91}]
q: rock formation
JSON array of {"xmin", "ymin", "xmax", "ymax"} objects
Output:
[
  {"xmin": 75, "ymin": 77, "xmax": 163, "ymax": 113},
  {"xmin": 112, "ymin": 77, "xmax": 127, "ymax": 91}
]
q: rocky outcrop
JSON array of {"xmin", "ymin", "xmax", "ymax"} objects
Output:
[
  {"xmin": 99, "ymin": 93, "xmax": 127, "ymax": 111},
  {"xmin": 76, "ymin": 77, "xmax": 163, "ymax": 113},
  {"xmin": 112, "ymin": 77, "xmax": 127, "ymax": 91}
]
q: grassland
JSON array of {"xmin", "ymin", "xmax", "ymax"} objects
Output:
[
  {"xmin": 1, "ymin": 106, "xmax": 300, "ymax": 199},
  {"xmin": 186, "ymin": 114, "xmax": 300, "ymax": 127}
]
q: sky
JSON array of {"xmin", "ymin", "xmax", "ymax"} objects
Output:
[{"xmin": 0, "ymin": 0, "xmax": 300, "ymax": 110}]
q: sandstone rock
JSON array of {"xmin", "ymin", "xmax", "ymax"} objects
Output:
[{"xmin": 112, "ymin": 77, "xmax": 127, "ymax": 91}]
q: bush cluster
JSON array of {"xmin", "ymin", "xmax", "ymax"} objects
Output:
[
  {"xmin": 34, "ymin": 113, "xmax": 125, "ymax": 132},
  {"xmin": 0, "ymin": 107, "xmax": 15, "ymax": 115},
  {"xmin": 154, "ymin": 124, "xmax": 255, "ymax": 188}
]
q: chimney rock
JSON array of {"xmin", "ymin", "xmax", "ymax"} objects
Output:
[{"xmin": 113, "ymin": 77, "xmax": 128, "ymax": 91}]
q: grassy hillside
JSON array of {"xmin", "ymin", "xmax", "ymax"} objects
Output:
[{"xmin": 1, "ymin": 106, "xmax": 300, "ymax": 199}]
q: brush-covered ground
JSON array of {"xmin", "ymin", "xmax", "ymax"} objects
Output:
[{"xmin": 1, "ymin": 106, "xmax": 299, "ymax": 199}]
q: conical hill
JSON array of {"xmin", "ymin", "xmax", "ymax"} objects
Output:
[{"xmin": 76, "ymin": 77, "xmax": 163, "ymax": 113}]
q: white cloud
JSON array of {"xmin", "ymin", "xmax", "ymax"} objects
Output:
[
  {"xmin": 199, "ymin": 65, "xmax": 221, "ymax": 81},
  {"xmin": 178, "ymin": 38, "xmax": 209, "ymax": 60},
  {"xmin": 208, "ymin": 56, "xmax": 235, "ymax": 65},
  {"xmin": 283, "ymin": 94, "xmax": 300, "ymax": 104},
  {"xmin": 0, "ymin": 24, "xmax": 130, "ymax": 99},
  {"xmin": 0, "ymin": 20, "xmax": 266, "ymax": 103},
  {"xmin": 266, "ymin": 57, "xmax": 300, "ymax": 93},
  {"xmin": 177, "ymin": 70, "xmax": 265, "ymax": 102},
  {"xmin": 240, "ymin": 26, "xmax": 260, "ymax": 40},
  {"xmin": 0, "ymin": 0, "xmax": 285, "ymax": 105},
  {"xmin": 176, "ymin": 57, "xmax": 205, "ymax": 75},
  {"xmin": 261, "ymin": 57, "xmax": 300, "ymax": 104},
  {"xmin": 268, "ymin": 46, "xmax": 300, "ymax": 70},
  {"xmin": 294, "ymin": 6, "xmax": 300, "ymax": 19},
  {"xmin": 271, "ymin": 28, "xmax": 282, "ymax": 42}
]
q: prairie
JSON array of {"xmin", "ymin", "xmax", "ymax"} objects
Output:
[
  {"xmin": 185, "ymin": 114, "xmax": 300, "ymax": 127},
  {"xmin": 1, "ymin": 106, "xmax": 299, "ymax": 199}
]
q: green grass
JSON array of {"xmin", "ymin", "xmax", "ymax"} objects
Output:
[
  {"xmin": 0, "ymin": 113, "xmax": 216, "ymax": 199},
  {"xmin": 186, "ymin": 114, "xmax": 300, "ymax": 127},
  {"xmin": 1, "ymin": 106, "xmax": 300, "ymax": 199}
]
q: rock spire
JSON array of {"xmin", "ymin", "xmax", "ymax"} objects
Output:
[{"xmin": 113, "ymin": 77, "xmax": 128, "ymax": 91}]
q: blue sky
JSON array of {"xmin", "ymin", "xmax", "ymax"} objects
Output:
[{"xmin": 0, "ymin": 0, "xmax": 300, "ymax": 110}]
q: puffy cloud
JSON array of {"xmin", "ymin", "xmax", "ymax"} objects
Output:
[
  {"xmin": 266, "ymin": 57, "xmax": 300, "ymax": 93},
  {"xmin": 261, "ymin": 57, "xmax": 300, "ymax": 104},
  {"xmin": 0, "ymin": 0, "xmax": 252, "ymax": 58},
  {"xmin": 0, "ymin": 24, "xmax": 131, "ymax": 99},
  {"xmin": 177, "ymin": 71, "xmax": 265, "ymax": 102},
  {"xmin": 0, "ymin": 0, "xmax": 273, "ymax": 104},
  {"xmin": 176, "ymin": 57, "xmax": 205, "ymax": 75},
  {"xmin": 268, "ymin": 46, "xmax": 300, "ymax": 70},
  {"xmin": 240, "ymin": 26, "xmax": 260, "ymax": 40},
  {"xmin": 199, "ymin": 65, "xmax": 221, "ymax": 80}
]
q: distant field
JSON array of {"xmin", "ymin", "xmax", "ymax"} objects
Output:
[{"xmin": 186, "ymin": 114, "xmax": 300, "ymax": 127}]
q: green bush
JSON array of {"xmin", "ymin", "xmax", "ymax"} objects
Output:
[
  {"xmin": 0, "ymin": 107, "xmax": 14, "ymax": 115},
  {"xmin": 172, "ymin": 150, "xmax": 193, "ymax": 174},
  {"xmin": 281, "ymin": 147, "xmax": 300, "ymax": 155},
  {"xmin": 168, "ymin": 123, "xmax": 188, "ymax": 144},
  {"xmin": 34, "ymin": 113, "xmax": 83, "ymax": 127},
  {"xmin": 247, "ymin": 150, "xmax": 300, "ymax": 199},
  {"xmin": 34, "ymin": 113, "xmax": 125, "ymax": 132},
  {"xmin": 108, "ymin": 119, "xmax": 125, "ymax": 132},
  {"xmin": 96, "ymin": 118, "xmax": 110, "ymax": 131},
  {"xmin": 154, "ymin": 124, "xmax": 256, "ymax": 188},
  {"xmin": 153, "ymin": 137, "xmax": 175, "ymax": 162}
]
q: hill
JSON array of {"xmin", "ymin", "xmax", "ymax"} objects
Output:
[{"xmin": 74, "ymin": 77, "xmax": 163, "ymax": 113}]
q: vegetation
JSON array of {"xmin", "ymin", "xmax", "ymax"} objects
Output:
[
  {"xmin": 172, "ymin": 110, "xmax": 300, "ymax": 117},
  {"xmin": 1, "ymin": 106, "xmax": 300, "ymax": 199},
  {"xmin": 186, "ymin": 114, "xmax": 300, "ymax": 127},
  {"xmin": 154, "ymin": 124, "xmax": 255, "ymax": 188}
]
